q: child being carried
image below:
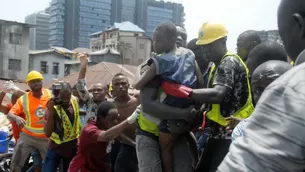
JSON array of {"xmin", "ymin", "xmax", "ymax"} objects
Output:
[{"xmin": 134, "ymin": 22, "xmax": 203, "ymax": 172}]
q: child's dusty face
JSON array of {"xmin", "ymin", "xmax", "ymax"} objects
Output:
[{"xmin": 152, "ymin": 29, "xmax": 172, "ymax": 54}]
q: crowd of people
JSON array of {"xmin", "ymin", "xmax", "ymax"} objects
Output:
[{"xmin": 2, "ymin": 0, "xmax": 305, "ymax": 171}]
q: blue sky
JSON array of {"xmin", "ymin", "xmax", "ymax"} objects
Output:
[{"xmin": 0, "ymin": 0, "xmax": 281, "ymax": 50}]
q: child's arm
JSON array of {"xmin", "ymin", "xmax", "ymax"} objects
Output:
[
  {"xmin": 134, "ymin": 63, "xmax": 157, "ymax": 90},
  {"xmin": 195, "ymin": 60, "xmax": 204, "ymax": 88}
]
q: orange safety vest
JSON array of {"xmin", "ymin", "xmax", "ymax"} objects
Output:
[{"xmin": 21, "ymin": 88, "xmax": 51, "ymax": 138}]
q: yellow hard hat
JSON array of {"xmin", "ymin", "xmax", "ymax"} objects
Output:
[
  {"xmin": 196, "ymin": 22, "xmax": 228, "ymax": 45},
  {"xmin": 26, "ymin": 70, "xmax": 44, "ymax": 83}
]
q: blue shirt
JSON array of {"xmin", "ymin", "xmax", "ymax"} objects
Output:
[{"xmin": 150, "ymin": 47, "xmax": 197, "ymax": 108}]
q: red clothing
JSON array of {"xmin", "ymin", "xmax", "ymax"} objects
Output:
[
  {"xmin": 161, "ymin": 81, "xmax": 192, "ymax": 99},
  {"xmin": 68, "ymin": 121, "xmax": 110, "ymax": 172},
  {"xmin": 6, "ymin": 104, "xmax": 25, "ymax": 144}
]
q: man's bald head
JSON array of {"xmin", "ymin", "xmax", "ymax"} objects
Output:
[
  {"xmin": 278, "ymin": 0, "xmax": 305, "ymax": 61},
  {"xmin": 246, "ymin": 41, "xmax": 287, "ymax": 75},
  {"xmin": 237, "ymin": 30, "xmax": 261, "ymax": 61},
  {"xmin": 251, "ymin": 60, "xmax": 292, "ymax": 103}
]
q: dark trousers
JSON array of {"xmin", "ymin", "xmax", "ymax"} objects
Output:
[
  {"xmin": 195, "ymin": 138, "xmax": 231, "ymax": 172},
  {"xmin": 42, "ymin": 149, "xmax": 75, "ymax": 172},
  {"xmin": 114, "ymin": 143, "xmax": 138, "ymax": 172}
]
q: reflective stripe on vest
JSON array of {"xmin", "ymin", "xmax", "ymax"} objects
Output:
[
  {"xmin": 290, "ymin": 61, "xmax": 294, "ymax": 66},
  {"xmin": 206, "ymin": 52, "xmax": 254, "ymax": 126},
  {"xmin": 50, "ymin": 96, "xmax": 80, "ymax": 144},
  {"xmin": 138, "ymin": 109, "xmax": 160, "ymax": 136},
  {"xmin": 22, "ymin": 89, "xmax": 51, "ymax": 135},
  {"xmin": 137, "ymin": 89, "xmax": 164, "ymax": 136}
]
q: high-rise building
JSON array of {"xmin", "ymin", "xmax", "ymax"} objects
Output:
[
  {"xmin": 49, "ymin": 0, "xmax": 111, "ymax": 49},
  {"xmin": 112, "ymin": 0, "xmax": 185, "ymax": 37},
  {"xmin": 111, "ymin": 0, "xmax": 136, "ymax": 24},
  {"xmin": 25, "ymin": 11, "xmax": 50, "ymax": 50},
  {"xmin": 49, "ymin": 0, "xmax": 184, "ymax": 49},
  {"xmin": 135, "ymin": 0, "xmax": 184, "ymax": 37}
]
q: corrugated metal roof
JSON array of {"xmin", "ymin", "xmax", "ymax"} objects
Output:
[
  {"xmin": 29, "ymin": 49, "xmax": 54, "ymax": 55},
  {"xmin": 51, "ymin": 47, "xmax": 74, "ymax": 54},
  {"xmin": 72, "ymin": 48, "xmax": 91, "ymax": 54},
  {"xmin": 111, "ymin": 21, "xmax": 145, "ymax": 33},
  {"xmin": 45, "ymin": 62, "xmax": 138, "ymax": 88},
  {"xmin": 90, "ymin": 21, "xmax": 145, "ymax": 36},
  {"xmin": 90, "ymin": 47, "xmax": 120, "ymax": 56},
  {"xmin": 90, "ymin": 30, "xmax": 103, "ymax": 36}
]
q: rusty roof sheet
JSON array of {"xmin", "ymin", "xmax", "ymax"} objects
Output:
[
  {"xmin": 45, "ymin": 62, "xmax": 138, "ymax": 88},
  {"xmin": 72, "ymin": 48, "xmax": 91, "ymax": 54}
]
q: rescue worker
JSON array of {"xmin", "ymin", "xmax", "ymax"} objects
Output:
[
  {"xmin": 43, "ymin": 82, "xmax": 81, "ymax": 171},
  {"xmin": 217, "ymin": 0, "xmax": 305, "ymax": 171},
  {"xmin": 187, "ymin": 38, "xmax": 209, "ymax": 73},
  {"xmin": 2, "ymin": 81, "xmax": 44, "ymax": 172},
  {"xmin": 236, "ymin": 30, "xmax": 261, "ymax": 61},
  {"xmin": 230, "ymin": 60, "xmax": 292, "ymax": 141},
  {"xmin": 186, "ymin": 22, "xmax": 254, "ymax": 172},
  {"xmin": 68, "ymin": 101, "xmax": 139, "ymax": 172},
  {"xmin": 8, "ymin": 71, "xmax": 51, "ymax": 172}
]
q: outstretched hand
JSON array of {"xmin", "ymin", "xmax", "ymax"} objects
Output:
[
  {"xmin": 78, "ymin": 53, "xmax": 88, "ymax": 67},
  {"xmin": 3, "ymin": 80, "xmax": 20, "ymax": 94},
  {"xmin": 225, "ymin": 116, "xmax": 243, "ymax": 131}
]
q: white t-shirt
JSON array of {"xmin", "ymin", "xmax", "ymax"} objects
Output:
[{"xmin": 231, "ymin": 118, "xmax": 248, "ymax": 141}]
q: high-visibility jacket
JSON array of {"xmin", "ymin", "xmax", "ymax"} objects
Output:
[
  {"xmin": 206, "ymin": 52, "xmax": 254, "ymax": 126},
  {"xmin": 50, "ymin": 95, "xmax": 80, "ymax": 144},
  {"xmin": 290, "ymin": 61, "xmax": 294, "ymax": 66},
  {"xmin": 21, "ymin": 88, "xmax": 51, "ymax": 138},
  {"xmin": 138, "ymin": 109, "xmax": 160, "ymax": 136}
]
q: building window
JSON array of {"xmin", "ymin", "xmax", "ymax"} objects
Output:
[
  {"xmin": 138, "ymin": 59, "xmax": 143, "ymax": 65},
  {"xmin": 40, "ymin": 61, "xmax": 48, "ymax": 74},
  {"xmin": 123, "ymin": 58, "xmax": 130, "ymax": 64},
  {"xmin": 140, "ymin": 43, "xmax": 144, "ymax": 49},
  {"xmin": 8, "ymin": 59, "xmax": 21, "ymax": 71},
  {"xmin": 134, "ymin": 33, "xmax": 139, "ymax": 37},
  {"xmin": 9, "ymin": 33, "xmax": 22, "ymax": 45},
  {"xmin": 91, "ymin": 25, "xmax": 93, "ymax": 28},
  {"xmin": 52, "ymin": 62, "xmax": 59, "ymax": 75}
]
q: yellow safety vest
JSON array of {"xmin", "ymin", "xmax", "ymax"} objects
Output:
[
  {"xmin": 138, "ymin": 109, "xmax": 159, "ymax": 136},
  {"xmin": 206, "ymin": 52, "xmax": 254, "ymax": 126},
  {"xmin": 290, "ymin": 61, "xmax": 294, "ymax": 66},
  {"xmin": 137, "ymin": 89, "xmax": 165, "ymax": 136},
  {"xmin": 21, "ymin": 88, "xmax": 52, "ymax": 138},
  {"xmin": 50, "ymin": 96, "xmax": 81, "ymax": 144}
]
